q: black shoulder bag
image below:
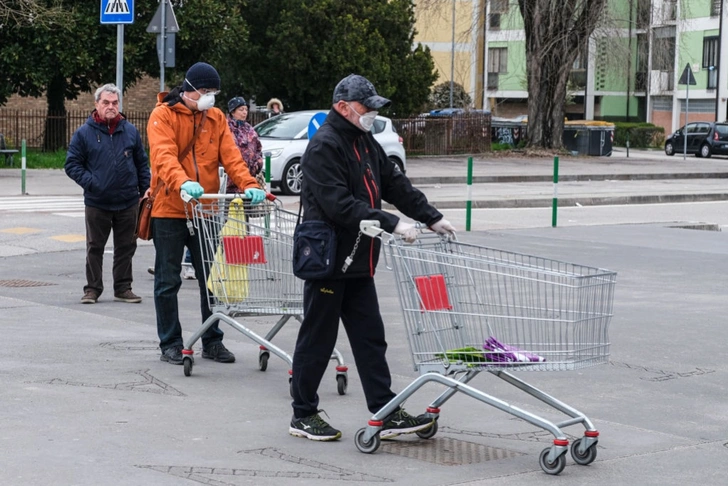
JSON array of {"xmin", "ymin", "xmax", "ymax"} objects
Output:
[{"xmin": 292, "ymin": 203, "xmax": 337, "ymax": 280}]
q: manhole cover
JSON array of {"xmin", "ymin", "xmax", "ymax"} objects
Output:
[
  {"xmin": 380, "ymin": 437, "xmax": 524, "ymax": 465},
  {"xmin": 0, "ymin": 279, "xmax": 56, "ymax": 288}
]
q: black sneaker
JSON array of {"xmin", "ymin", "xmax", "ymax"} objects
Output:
[
  {"xmin": 289, "ymin": 412, "xmax": 342, "ymax": 441},
  {"xmin": 160, "ymin": 345, "xmax": 183, "ymax": 365},
  {"xmin": 380, "ymin": 408, "xmax": 434, "ymax": 439},
  {"xmin": 201, "ymin": 342, "xmax": 236, "ymax": 363}
]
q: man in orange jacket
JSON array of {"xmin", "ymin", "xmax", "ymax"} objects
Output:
[{"xmin": 147, "ymin": 62, "xmax": 266, "ymax": 365}]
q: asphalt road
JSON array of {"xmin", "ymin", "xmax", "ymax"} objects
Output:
[{"xmin": 0, "ymin": 152, "xmax": 727, "ymax": 485}]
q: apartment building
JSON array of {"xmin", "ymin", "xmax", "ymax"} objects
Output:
[{"xmin": 414, "ymin": 0, "xmax": 728, "ymax": 134}]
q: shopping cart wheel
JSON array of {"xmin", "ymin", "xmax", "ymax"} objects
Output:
[
  {"xmin": 570, "ymin": 438, "xmax": 598, "ymax": 465},
  {"xmin": 415, "ymin": 417, "xmax": 438, "ymax": 439},
  {"xmin": 354, "ymin": 428, "xmax": 381, "ymax": 454},
  {"xmin": 183, "ymin": 357, "xmax": 193, "ymax": 377},
  {"xmin": 258, "ymin": 352, "xmax": 269, "ymax": 372},
  {"xmin": 538, "ymin": 447, "xmax": 566, "ymax": 475},
  {"xmin": 336, "ymin": 375, "xmax": 347, "ymax": 395}
]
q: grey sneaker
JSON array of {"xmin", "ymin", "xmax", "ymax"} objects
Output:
[
  {"xmin": 289, "ymin": 412, "xmax": 342, "ymax": 441},
  {"xmin": 114, "ymin": 289, "xmax": 142, "ymax": 303},
  {"xmin": 81, "ymin": 290, "xmax": 98, "ymax": 304},
  {"xmin": 380, "ymin": 408, "xmax": 434, "ymax": 439},
  {"xmin": 160, "ymin": 345, "xmax": 183, "ymax": 365}
]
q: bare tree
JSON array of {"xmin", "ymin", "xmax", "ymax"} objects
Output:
[
  {"xmin": 517, "ymin": 0, "xmax": 608, "ymax": 149},
  {"xmin": 0, "ymin": 1, "xmax": 68, "ymax": 27}
]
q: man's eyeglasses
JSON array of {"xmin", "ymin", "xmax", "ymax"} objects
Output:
[{"xmin": 185, "ymin": 79, "xmax": 220, "ymax": 96}]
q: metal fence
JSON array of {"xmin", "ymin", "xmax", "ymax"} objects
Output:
[{"xmin": 0, "ymin": 110, "xmax": 492, "ymax": 156}]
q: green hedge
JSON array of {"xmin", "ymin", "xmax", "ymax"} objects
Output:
[{"xmin": 614, "ymin": 122, "xmax": 665, "ymax": 148}]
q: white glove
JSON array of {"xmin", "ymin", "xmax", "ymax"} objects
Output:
[
  {"xmin": 394, "ymin": 221, "xmax": 418, "ymax": 243},
  {"xmin": 429, "ymin": 218, "xmax": 456, "ymax": 235}
]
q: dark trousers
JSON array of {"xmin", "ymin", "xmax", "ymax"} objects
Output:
[
  {"xmin": 84, "ymin": 205, "xmax": 138, "ymax": 296},
  {"xmin": 291, "ymin": 276, "xmax": 396, "ymax": 418},
  {"xmin": 152, "ymin": 217, "xmax": 223, "ymax": 352}
]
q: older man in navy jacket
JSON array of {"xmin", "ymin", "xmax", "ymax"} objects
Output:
[{"xmin": 65, "ymin": 83, "xmax": 150, "ymax": 305}]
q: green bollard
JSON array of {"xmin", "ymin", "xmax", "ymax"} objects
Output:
[
  {"xmin": 21, "ymin": 139, "xmax": 27, "ymax": 195},
  {"xmin": 551, "ymin": 156, "xmax": 559, "ymax": 227},
  {"xmin": 466, "ymin": 156, "xmax": 473, "ymax": 232}
]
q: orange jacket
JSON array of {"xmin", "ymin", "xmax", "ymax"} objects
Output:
[{"xmin": 147, "ymin": 92, "xmax": 257, "ymax": 218}]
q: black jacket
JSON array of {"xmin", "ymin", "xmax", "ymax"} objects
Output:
[
  {"xmin": 300, "ymin": 109, "xmax": 442, "ymax": 278},
  {"xmin": 65, "ymin": 113, "xmax": 150, "ymax": 211}
]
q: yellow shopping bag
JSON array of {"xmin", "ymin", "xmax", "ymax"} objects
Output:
[{"xmin": 207, "ymin": 198, "xmax": 249, "ymax": 302}]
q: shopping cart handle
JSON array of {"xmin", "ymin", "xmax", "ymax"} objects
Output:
[
  {"xmin": 360, "ymin": 220, "xmax": 383, "ymax": 237},
  {"xmin": 180, "ymin": 190, "xmax": 194, "ymax": 203}
]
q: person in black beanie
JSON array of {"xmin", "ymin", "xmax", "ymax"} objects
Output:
[{"xmin": 146, "ymin": 62, "xmax": 266, "ymax": 366}]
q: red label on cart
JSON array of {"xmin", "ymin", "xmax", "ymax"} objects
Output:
[
  {"xmin": 414, "ymin": 274, "xmax": 452, "ymax": 311},
  {"xmin": 223, "ymin": 236, "xmax": 267, "ymax": 264}
]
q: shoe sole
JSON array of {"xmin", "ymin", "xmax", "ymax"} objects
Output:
[
  {"xmin": 289, "ymin": 427, "xmax": 341, "ymax": 441},
  {"xmin": 80, "ymin": 299, "xmax": 96, "ymax": 304},
  {"xmin": 201, "ymin": 353, "xmax": 236, "ymax": 363},
  {"xmin": 114, "ymin": 297, "xmax": 142, "ymax": 303},
  {"xmin": 160, "ymin": 355, "xmax": 183, "ymax": 365},
  {"xmin": 380, "ymin": 421, "xmax": 434, "ymax": 439}
]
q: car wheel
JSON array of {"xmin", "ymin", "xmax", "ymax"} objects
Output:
[
  {"xmin": 664, "ymin": 142, "xmax": 674, "ymax": 156},
  {"xmin": 389, "ymin": 156, "xmax": 405, "ymax": 173},
  {"xmin": 700, "ymin": 143, "xmax": 712, "ymax": 158},
  {"xmin": 282, "ymin": 158, "xmax": 302, "ymax": 195}
]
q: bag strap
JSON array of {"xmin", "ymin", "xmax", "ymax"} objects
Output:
[
  {"xmin": 179, "ymin": 110, "xmax": 208, "ymax": 162},
  {"xmin": 153, "ymin": 111, "xmax": 209, "ymax": 196}
]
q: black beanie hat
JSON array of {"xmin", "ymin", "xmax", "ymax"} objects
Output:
[
  {"xmin": 228, "ymin": 96, "xmax": 247, "ymax": 113},
  {"xmin": 182, "ymin": 62, "xmax": 221, "ymax": 92}
]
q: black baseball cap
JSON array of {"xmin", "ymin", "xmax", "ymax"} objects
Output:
[{"xmin": 332, "ymin": 74, "xmax": 391, "ymax": 109}]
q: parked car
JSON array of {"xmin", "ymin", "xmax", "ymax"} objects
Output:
[
  {"xmin": 254, "ymin": 110, "xmax": 406, "ymax": 195},
  {"xmin": 665, "ymin": 121, "xmax": 728, "ymax": 158}
]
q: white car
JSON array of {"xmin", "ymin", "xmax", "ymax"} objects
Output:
[{"xmin": 254, "ymin": 110, "xmax": 407, "ymax": 195}]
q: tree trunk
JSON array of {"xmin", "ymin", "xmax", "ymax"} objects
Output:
[
  {"xmin": 518, "ymin": 0, "xmax": 607, "ymax": 149},
  {"xmin": 43, "ymin": 73, "xmax": 67, "ymax": 152}
]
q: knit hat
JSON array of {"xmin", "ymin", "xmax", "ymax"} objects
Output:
[
  {"xmin": 228, "ymin": 96, "xmax": 247, "ymax": 113},
  {"xmin": 332, "ymin": 74, "xmax": 391, "ymax": 109},
  {"xmin": 182, "ymin": 62, "xmax": 221, "ymax": 92}
]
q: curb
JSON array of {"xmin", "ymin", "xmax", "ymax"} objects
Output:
[
  {"xmin": 407, "ymin": 172, "xmax": 728, "ymax": 185},
  {"xmin": 384, "ymin": 193, "xmax": 728, "ymax": 210}
]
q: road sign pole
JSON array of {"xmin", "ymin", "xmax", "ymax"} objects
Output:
[
  {"xmin": 116, "ymin": 24, "xmax": 124, "ymax": 111},
  {"xmin": 160, "ymin": 0, "xmax": 166, "ymax": 91},
  {"xmin": 684, "ymin": 81, "xmax": 689, "ymax": 160}
]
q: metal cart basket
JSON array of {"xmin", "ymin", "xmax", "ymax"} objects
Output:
[
  {"xmin": 354, "ymin": 223, "xmax": 616, "ymax": 475},
  {"xmin": 180, "ymin": 194, "xmax": 348, "ymax": 395}
]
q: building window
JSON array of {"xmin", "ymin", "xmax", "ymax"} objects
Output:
[
  {"xmin": 712, "ymin": 0, "xmax": 722, "ymax": 17},
  {"xmin": 703, "ymin": 36, "xmax": 719, "ymax": 89},
  {"xmin": 487, "ymin": 47, "xmax": 507, "ymax": 90},
  {"xmin": 489, "ymin": 0, "xmax": 508, "ymax": 29},
  {"xmin": 491, "ymin": 0, "xmax": 508, "ymax": 13}
]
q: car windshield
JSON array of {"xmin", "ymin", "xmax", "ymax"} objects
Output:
[
  {"xmin": 715, "ymin": 124, "xmax": 728, "ymax": 136},
  {"xmin": 255, "ymin": 114, "xmax": 310, "ymax": 139}
]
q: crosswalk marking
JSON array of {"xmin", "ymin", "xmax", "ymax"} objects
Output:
[
  {"xmin": 0, "ymin": 196, "xmax": 85, "ymax": 214},
  {"xmin": 105, "ymin": 0, "xmax": 130, "ymax": 14}
]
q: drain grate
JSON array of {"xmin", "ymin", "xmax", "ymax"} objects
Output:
[
  {"xmin": 668, "ymin": 223, "xmax": 721, "ymax": 231},
  {"xmin": 380, "ymin": 437, "xmax": 524, "ymax": 465},
  {"xmin": 0, "ymin": 279, "xmax": 56, "ymax": 288}
]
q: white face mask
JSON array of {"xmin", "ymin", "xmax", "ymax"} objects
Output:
[
  {"xmin": 347, "ymin": 102, "xmax": 378, "ymax": 131},
  {"xmin": 195, "ymin": 92, "xmax": 216, "ymax": 111},
  {"xmin": 184, "ymin": 78, "xmax": 218, "ymax": 111}
]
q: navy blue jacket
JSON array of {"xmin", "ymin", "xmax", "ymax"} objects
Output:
[
  {"xmin": 300, "ymin": 109, "xmax": 443, "ymax": 278},
  {"xmin": 65, "ymin": 113, "xmax": 150, "ymax": 211}
]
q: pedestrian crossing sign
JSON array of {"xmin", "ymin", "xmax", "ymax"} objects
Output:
[{"xmin": 100, "ymin": 0, "xmax": 134, "ymax": 24}]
